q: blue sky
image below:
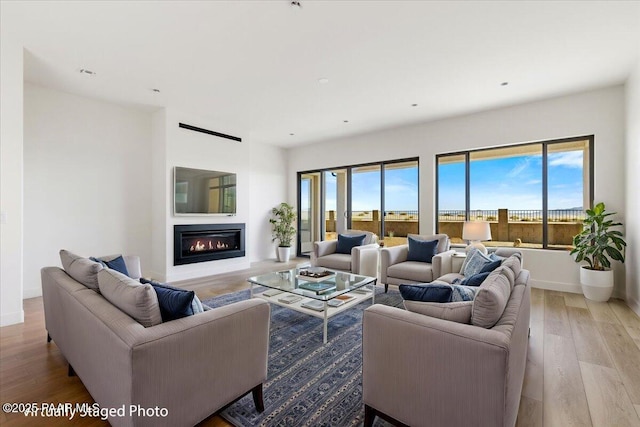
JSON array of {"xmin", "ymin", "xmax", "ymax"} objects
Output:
[{"xmin": 439, "ymin": 152, "xmax": 584, "ymax": 210}]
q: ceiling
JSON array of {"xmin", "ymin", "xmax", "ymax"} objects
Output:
[{"xmin": 4, "ymin": 1, "xmax": 640, "ymax": 148}]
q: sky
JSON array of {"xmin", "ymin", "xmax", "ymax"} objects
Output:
[
  {"xmin": 439, "ymin": 151, "xmax": 584, "ymax": 210},
  {"xmin": 302, "ymin": 150, "xmax": 584, "ymax": 213}
]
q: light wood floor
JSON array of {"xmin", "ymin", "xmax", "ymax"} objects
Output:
[{"xmin": 2, "ymin": 260, "xmax": 640, "ymax": 427}]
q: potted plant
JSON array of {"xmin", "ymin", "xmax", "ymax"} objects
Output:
[
  {"xmin": 570, "ymin": 202, "xmax": 626, "ymax": 301},
  {"xmin": 270, "ymin": 202, "xmax": 296, "ymax": 262}
]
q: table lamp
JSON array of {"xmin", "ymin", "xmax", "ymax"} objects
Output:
[{"xmin": 462, "ymin": 221, "xmax": 492, "ymax": 254}]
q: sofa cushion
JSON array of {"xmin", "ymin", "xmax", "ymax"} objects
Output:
[
  {"xmin": 336, "ymin": 233, "xmax": 366, "ymax": 254},
  {"xmin": 403, "ymin": 300, "xmax": 473, "ymax": 323},
  {"xmin": 399, "ymin": 282, "xmax": 452, "ymax": 303},
  {"xmin": 97, "ymin": 269, "xmax": 162, "ymax": 327},
  {"xmin": 501, "ymin": 254, "xmax": 522, "ymax": 281},
  {"xmin": 471, "ymin": 266, "xmax": 513, "ymax": 328},
  {"xmin": 316, "ymin": 253, "xmax": 352, "ymax": 271},
  {"xmin": 60, "ymin": 249, "xmax": 104, "ymax": 291},
  {"xmin": 140, "ymin": 278, "xmax": 204, "ymax": 315},
  {"xmin": 462, "ymin": 249, "xmax": 492, "ymax": 277},
  {"xmin": 151, "ymin": 284, "xmax": 196, "ymax": 321},
  {"xmin": 438, "ymin": 272, "xmax": 465, "ymax": 284},
  {"xmin": 406, "ymin": 237, "xmax": 438, "ymax": 263},
  {"xmin": 387, "ymin": 261, "xmax": 435, "ymax": 283}
]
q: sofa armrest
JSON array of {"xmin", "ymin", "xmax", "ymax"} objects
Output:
[
  {"xmin": 432, "ymin": 249, "xmax": 455, "ymax": 278},
  {"xmin": 380, "ymin": 245, "xmax": 408, "ymax": 284},
  {"xmin": 362, "ymin": 304, "xmax": 509, "ymax": 427},
  {"xmin": 352, "ymin": 244, "xmax": 379, "ymax": 276},
  {"xmin": 128, "ymin": 299, "xmax": 271, "ymax": 426}
]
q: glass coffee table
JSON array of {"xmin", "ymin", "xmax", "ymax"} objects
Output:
[{"xmin": 248, "ymin": 267, "xmax": 377, "ymax": 344}]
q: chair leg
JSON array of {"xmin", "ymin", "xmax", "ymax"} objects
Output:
[
  {"xmin": 47, "ymin": 333, "xmax": 52, "ymax": 343},
  {"xmin": 364, "ymin": 404, "xmax": 376, "ymax": 427},
  {"xmin": 252, "ymin": 383, "xmax": 264, "ymax": 413},
  {"xmin": 384, "ymin": 283, "xmax": 389, "ymax": 293},
  {"xmin": 68, "ymin": 364, "xmax": 76, "ymax": 377}
]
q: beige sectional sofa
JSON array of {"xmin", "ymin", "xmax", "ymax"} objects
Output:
[
  {"xmin": 362, "ymin": 249, "xmax": 530, "ymax": 427},
  {"xmin": 41, "ymin": 253, "xmax": 270, "ymax": 427}
]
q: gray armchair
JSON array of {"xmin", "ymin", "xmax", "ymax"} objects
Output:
[
  {"xmin": 310, "ymin": 230, "xmax": 379, "ymax": 277},
  {"xmin": 380, "ymin": 233, "xmax": 452, "ymax": 292}
]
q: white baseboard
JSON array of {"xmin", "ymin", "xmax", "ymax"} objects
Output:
[
  {"xmin": 1, "ymin": 310, "xmax": 24, "ymax": 326},
  {"xmin": 23, "ymin": 288, "xmax": 42, "ymax": 299},
  {"xmin": 529, "ymin": 278, "xmax": 582, "ymax": 294}
]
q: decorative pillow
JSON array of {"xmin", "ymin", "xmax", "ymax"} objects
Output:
[
  {"xmin": 140, "ymin": 278, "xmax": 204, "ymax": 315},
  {"xmin": 60, "ymin": 250, "xmax": 104, "ymax": 291},
  {"xmin": 451, "ymin": 284, "xmax": 478, "ymax": 301},
  {"xmin": 406, "ymin": 237, "xmax": 438, "ymax": 263},
  {"xmin": 489, "ymin": 253, "xmax": 505, "ymax": 262},
  {"xmin": 460, "ymin": 272, "xmax": 491, "ymax": 286},
  {"xmin": 151, "ymin": 284, "xmax": 196, "ymax": 321},
  {"xmin": 471, "ymin": 267, "xmax": 512, "ymax": 328},
  {"xmin": 399, "ymin": 282, "xmax": 452, "ymax": 303},
  {"xmin": 97, "ymin": 269, "xmax": 162, "ymax": 327},
  {"xmin": 462, "ymin": 249, "xmax": 492, "ymax": 278},
  {"xmin": 404, "ymin": 300, "xmax": 473, "ymax": 323},
  {"xmin": 479, "ymin": 259, "xmax": 502, "ymax": 274},
  {"xmin": 501, "ymin": 254, "xmax": 522, "ymax": 280},
  {"xmin": 91, "ymin": 255, "xmax": 130, "ymax": 277},
  {"xmin": 335, "ymin": 234, "xmax": 366, "ymax": 254}
]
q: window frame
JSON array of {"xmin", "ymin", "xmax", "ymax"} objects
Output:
[{"xmin": 435, "ymin": 135, "xmax": 594, "ymax": 250}]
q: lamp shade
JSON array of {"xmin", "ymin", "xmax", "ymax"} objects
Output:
[{"xmin": 462, "ymin": 221, "xmax": 492, "ymax": 242}]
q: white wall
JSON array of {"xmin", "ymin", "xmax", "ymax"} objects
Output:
[
  {"xmin": 288, "ymin": 86, "xmax": 627, "ymax": 296},
  {"xmin": 151, "ymin": 109, "xmax": 287, "ymax": 282},
  {"xmin": 625, "ymin": 58, "xmax": 640, "ymax": 315},
  {"xmin": 0, "ymin": 32, "xmax": 24, "ymax": 326},
  {"xmin": 23, "ymin": 84, "xmax": 153, "ymax": 297}
]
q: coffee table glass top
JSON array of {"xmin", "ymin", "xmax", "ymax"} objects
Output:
[{"xmin": 248, "ymin": 267, "xmax": 375, "ymax": 301}]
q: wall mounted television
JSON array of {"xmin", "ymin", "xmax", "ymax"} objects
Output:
[{"xmin": 173, "ymin": 166, "xmax": 237, "ymax": 215}]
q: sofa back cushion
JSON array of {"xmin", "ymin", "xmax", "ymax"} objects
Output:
[
  {"xmin": 471, "ymin": 266, "xmax": 514, "ymax": 328},
  {"xmin": 97, "ymin": 269, "xmax": 162, "ymax": 327},
  {"xmin": 403, "ymin": 300, "xmax": 473, "ymax": 324},
  {"xmin": 60, "ymin": 249, "xmax": 104, "ymax": 291}
]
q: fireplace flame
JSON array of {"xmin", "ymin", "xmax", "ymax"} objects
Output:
[{"xmin": 189, "ymin": 240, "xmax": 230, "ymax": 252}]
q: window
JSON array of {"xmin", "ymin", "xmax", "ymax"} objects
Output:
[
  {"xmin": 297, "ymin": 158, "xmax": 419, "ymax": 256},
  {"xmin": 436, "ymin": 136, "xmax": 593, "ymax": 249}
]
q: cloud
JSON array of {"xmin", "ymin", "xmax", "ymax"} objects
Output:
[
  {"xmin": 506, "ymin": 158, "xmax": 531, "ymax": 178},
  {"xmin": 549, "ymin": 151, "xmax": 583, "ymax": 168}
]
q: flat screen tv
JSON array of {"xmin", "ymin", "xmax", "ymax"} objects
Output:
[{"xmin": 173, "ymin": 166, "xmax": 237, "ymax": 215}]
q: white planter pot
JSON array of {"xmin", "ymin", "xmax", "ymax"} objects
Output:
[
  {"xmin": 277, "ymin": 246, "xmax": 291, "ymax": 263},
  {"xmin": 580, "ymin": 266, "xmax": 614, "ymax": 302}
]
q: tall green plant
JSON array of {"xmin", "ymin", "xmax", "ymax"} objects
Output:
[
  {"xmin": 570, "ymin": 202, "xmax": 626, "ymax": 270},
  {"xmin": 269, "ymin": 202, "xmax": 296, "ymax": 247}
]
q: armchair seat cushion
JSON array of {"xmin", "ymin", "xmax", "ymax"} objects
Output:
[
  {"xmin": 315, "ymin": 253, "xmax": 352, "ymax": 271},
  {"xmin": 387, "ymin": 261, "xmax": 435, "ymax": 283}
]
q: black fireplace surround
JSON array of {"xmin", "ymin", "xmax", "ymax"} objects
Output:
[{"xmin": 174, "ymin": 223, "xmax": 245, "ymax": 266}]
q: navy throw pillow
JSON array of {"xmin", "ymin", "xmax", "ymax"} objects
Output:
[
  {"xmin": 406, "ymin": 237, "xmax": 438, "ymax": 263},
  {"xmin": 335, "ymin": 234, "xmax": 366, "ymax": 254},
  {"xmin": 461, "ymin": 272, "xmax": 491, "ymax": 286},
  {"xmin": 479, "ymin": 259, "xmax": 502, "ymax": 274},
  {"xmin": 151, "ymin": 283, "xmax": 195, "ymax": 322},
  {"xmin": 91, "ymin": 255, "xmax": 129, "ymax": 277},
  {"xmin": 399, "ymin": 283, "xmax": 453, "ymax": 303}
]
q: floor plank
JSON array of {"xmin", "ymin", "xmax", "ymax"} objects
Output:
[
  {"xmin": 597, "ymin": 322, "xmax": 640, "ymax": 405},
  {"xmin": 530, "ymin": 287, "xmax": 544, "ymax": 322},
  {"xmin": 564, "ymin": 293, "xmax": 588, "ymax": 309},
  {"xmin": 516, "ymin": 396, "xmax": 543, "ymax": 427},
  {"xmin": 522, "ymin": 320, "xmax": 544, "ymax": 400},
  {"xmin": 566, "ymin": 306, "xmax": 613, "ymax": 367},
  {"xmin": 543, "ymin": 333, "xmax": 592, "ymax": 426},
  {"xmin": 585, "ymin": 299, "xmax": 621, "ymax": 324},
  {"xmin": 580, "ymin": 361, "xmax": 640, "ymax": 427},
  {"xmin": 544, "ymin": 293, "xmax": 572, "ymax": 337}
]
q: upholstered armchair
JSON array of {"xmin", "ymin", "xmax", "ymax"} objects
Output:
[
  {"xmin": 380, "ymin": 233, "xmax": 453, "ymax": 292},
  {"xmin": 311, "ymin": 230, "xmax": 379, "ymax": 277}
]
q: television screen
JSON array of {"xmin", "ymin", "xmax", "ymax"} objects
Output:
[{"xmin": 174, "ymin": 167, "xmax": 237, "ymax": 215}]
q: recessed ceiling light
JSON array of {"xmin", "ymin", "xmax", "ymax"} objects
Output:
[
  {"xmin": 151, "ymin": 88, "xmax": 161, "ymax": 93},
  {"xmin": 411, "ymin": 103, "xmax": 418, "ymax": 107},
  {"xmin": 289, "ymin": 133, "xmax": 295, "ymax": 136},
  {"xmin": 79, "ymin": 69, "xmax": 96, "ymax": 76},
  {"xmin": 318, "ymin": 78, "xmax": 329, "ymax": 84},
  {"xmin": 343, "ymin": 120, "xmax": 349, "ymax": 123},
  {"xmin": 290, "ymin": 1, "xmax": 302, "ymax": 9},
  {"xmin": 501, "ymin": 82, "xmax": 509, "ymax": 86}
]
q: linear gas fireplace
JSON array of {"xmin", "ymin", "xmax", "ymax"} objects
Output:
[{"xmin": 174, "ymin": 223, "xmax": 245, "ymax": 265}]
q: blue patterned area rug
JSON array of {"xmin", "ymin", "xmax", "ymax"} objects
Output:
[{"xmin": 202, "ymin": 287, "xmax": 403, "ymax": 427}]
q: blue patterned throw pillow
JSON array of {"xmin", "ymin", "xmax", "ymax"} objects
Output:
[
  {"xmin": 451, "ymin": 285, "xmax": 478, "ymax": 301},
  {"xmin": 461, "ymin": 272, "xmax": 491, "ymax": 286},
  {"xmin": 406, "ymin": 237, "xmax": 438, "ymax": 263},
  {"xmin": 335, "ymin": 234, "xmax": 366, "ymax": 254},
  {"xmin": 462, "ymin": 250, "xmax": 492, "ymax": 278}
]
